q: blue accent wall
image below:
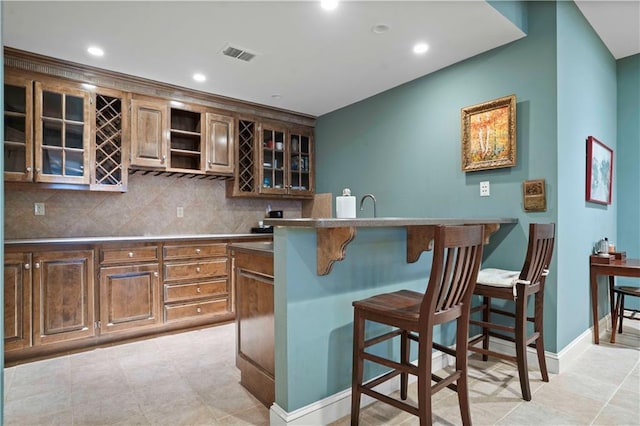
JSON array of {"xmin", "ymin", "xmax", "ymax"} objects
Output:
[
  {"xmin": 316, "ymin": 1, "xmax": 561, "ymax": 348},
  {"xmin": 556, "ymin": 1, "xmax": 618, "ymax": 349},
  {"xmin": 315, "ymin": 0, "xmax": 629, "ymax": 354},
  {"xmin": 616, "ymin": 53, "xmax": 640, "ymax": 307}
]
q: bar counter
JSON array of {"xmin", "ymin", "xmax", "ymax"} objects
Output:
[{"xmin": 263, "ymin": 217, "xmax": 517, "ymax": 424}]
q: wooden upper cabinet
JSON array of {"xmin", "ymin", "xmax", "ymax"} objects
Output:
[
  {"xmin": 130, "ymin": 97, "xmax": 168, "ymax": 169},
  {"xmin": 91, "ymin": 88, "xmax": 129, "ymax": 192},
  {"xmin": 4, "ymin": 73, "xmax": 34, "ymax": 182},
  {"xmin": 34, "ymin": 80, "xmax": 91, "ymax": 184},
  {"xmin": 32, "ymin": 250, "xmax": 96, "ymax": 346},
  {"xmin": 4, "ymin": 252, "xmax": 32, "ymax": 352},
  {"xmin": 205, "ymin": 112, "xmax": 235, "ymax": 175}
]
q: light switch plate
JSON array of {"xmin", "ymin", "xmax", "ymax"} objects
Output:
[
  {"xmin": 480, "ymin": 181, "xmax": 490, "ymax": 197},
  {"xmin": 34, "ymin": 202, "xmax": 45, "ymax": 216}
]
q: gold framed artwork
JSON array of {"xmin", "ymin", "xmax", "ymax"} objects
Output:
[
  {"xmin": 523, "ymin": 179, "xmax": 546, "ymax": 212},
  {"xmin": 461, "ymin": 94, "xmax": 516, "ymax": 172}
]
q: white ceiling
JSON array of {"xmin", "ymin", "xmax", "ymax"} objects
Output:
[{"xmin": 2, "ymin": 1, "xmax": 638, "ymax": 117}]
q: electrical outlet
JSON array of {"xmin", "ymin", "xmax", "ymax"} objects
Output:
[
  {"xmin": 177, "ymin": 207, "xmax": 184, "ymax": 218},
  {"xmin": 34, "ymin": 202, "xmax": 45, "ymax": 216},
  {"xmin": 480, "ymin": 181, "xmax": 490, "ymax": 197}
]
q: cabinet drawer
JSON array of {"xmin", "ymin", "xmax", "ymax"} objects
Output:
[
  {"xmin": 164, "ymin": 279, "xmax": 227, "ymax": 303},
  {"xmin": 100, "ymin": 246, "xmax": 159, "ymax": 264},
  {"xmin": 164, "ymin": 259, "xmax": 227, "ymax": 281},
  {"xmin": 163, "ymin": 243, "xmax": 226, "ymax": 260},
  {"xmin": 164, "ymin": 299, "xmax": 228, "ymax": 322}
]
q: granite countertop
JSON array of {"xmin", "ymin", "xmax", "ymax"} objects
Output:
[
  {"xmin": 5, "ymin": 233, "xmax": 271, "ymax": 245},
  {"xmin": 263, "ymin": 217, "xmax": 518, "ymax": 228}
]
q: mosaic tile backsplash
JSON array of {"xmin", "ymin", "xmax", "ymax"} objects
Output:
[{"xmin": 5, "ymin": 174, "xmax": 301, "ymax": 239}]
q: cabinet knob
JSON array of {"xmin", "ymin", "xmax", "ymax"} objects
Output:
[
  {"xmin": 153, "ymin": 272, "xmax": 159, "ymax": 277},
  {"xmin": 161, "ymin": 155, "xmax": 166, "ymax": 164},
  {"xmin": 196, "ymin": 287, "xmax": 201, "ymax": 293},
  {"xmin": 24, "ymin": 263, "xmax": 30, "ymax": 270},
  {"xmin": 26, "ymin": 167, "xmax": 32, "ymax": 173},
  {"xmin": 128, "ymin": 252, "xmax": 134, "ymax": 258},
  {"xmin": 195, "ymin": 248, "xmax": 201, "ymax": 254},
  {"xmin": 196, "ymin": 266, "xmax": 201, "ymax": 273},
  {"xmin": 34, "ymin": 262, "xmax": 40, "ymax": 269},
  {"xmin": 196, "ymin": 307, "xmax": 202, "ymax": 313},
  {"xmin": 35, "ymin": 168, "xmax": 41, "ymax": 173}
]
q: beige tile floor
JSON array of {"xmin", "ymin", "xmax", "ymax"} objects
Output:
[{"xmin": 3, "ymin": 317, "xmax": 639, "ymax": 425}]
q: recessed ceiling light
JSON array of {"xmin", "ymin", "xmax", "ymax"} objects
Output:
[
  {"xmin": 193, "ymin": 73, "xmax": 206, "ymax": 82},
  {"xmin": 87, "ymin": 46, "xmax": 104, "ymax": 57},
  {"xmin": 271, "ymin": 94, "xmax": 282, "ymax": 100},
  {"xmin": 321, "ymin": 0, "xmax": 338, "ymax": 11},
  {"xmin": 413, "ymin": 43, "xmax": 429, "ymax": 54},
  {"xmin": 372, "ymin": 24, "xmax": 390, "ymax": 35}
]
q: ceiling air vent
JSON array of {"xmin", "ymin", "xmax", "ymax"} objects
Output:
[{"xmin": 222, "ymin": 45, "xmax": 256, "ymax": 62}]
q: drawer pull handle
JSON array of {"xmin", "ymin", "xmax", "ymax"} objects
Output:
[
  {"xmin": 196, "ymin": 287, "xmax": 201, "ymax": 293},
  {"xmin": 128, "ymin": 252, "xmax": 134, "ymax": 258},
  {"xmin": 34, "ymin": 262, "xmax": 40, "ymax": 269},
  {"xmin": 24, "ymin": 263, "xmax": 31, "ymax": 270},
  {"xmin": 196, "ymin": 307, "xmax": 201, "ymax": 313},
  {"xmin": 195, "ymin": 248, "xmax": 201, "ymax": 254},
  {"xmin": 196, "ymin": 267, "xmax": 201, "ymax": 273}
]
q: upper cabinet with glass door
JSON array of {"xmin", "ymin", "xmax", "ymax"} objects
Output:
[
  {"xmin": 34, "ymin": 81, "xmax": 91, "ymax": 184},
  {"xmin": 288, "ymin": 128, "xmax": 314, "ymax": 196},
  {"xmin": 4, "ymin": 75, "xmax": 33, "ymax": 182}
]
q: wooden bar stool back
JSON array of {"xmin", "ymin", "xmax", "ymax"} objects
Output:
[
  {"xmin": 351, "ymin": 225, "xmax": 484, "ymax": 426},
  {"xmin": 468, "ymin": 223, "xmax": 555, "ymax": 401}
]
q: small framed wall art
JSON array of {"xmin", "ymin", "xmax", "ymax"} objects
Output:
[
  {"xmin": 523, "ymin": 179, "xmax": 546, "ymax": 212},
  {"xmin": 461, "ymin": 94, "xmax": 516, "ymax": 172},
  {"xmin": 586, "ymin": 136, "xmax": 613, "ymax": 205}
]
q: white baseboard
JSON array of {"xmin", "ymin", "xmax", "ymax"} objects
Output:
[
  {"xmin": 269, "ymin": 318, "xmax": 608, "ymax": 425},
  {"xmin": 269, "ymin": 350, "xmax": 448, "ymax": 426}
]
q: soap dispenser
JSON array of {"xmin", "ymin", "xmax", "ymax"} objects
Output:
[{"xmin": 336, "ymin": 188, "xmax": 356, "ymax": 218}]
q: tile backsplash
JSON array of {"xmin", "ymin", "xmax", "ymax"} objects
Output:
[{"xmin": 5, "ymin": 174, "xmax": 301, "ymax": 239}]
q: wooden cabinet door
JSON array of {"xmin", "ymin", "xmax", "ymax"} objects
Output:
[
  {"xmin": 33, "ymin": 250, "xmax": 96, "ymax": 346},
  {"xmin": 287, "ymin": 128, "xmax": 314, "ymax": 196},
  {"xmin": 130, "ymin": 97, "xmax": 168, "ymax": 169},
  {"xmin": 4, "ymin": 252, "xmax": 32, "ymax": 352},
  {"xmin": 34, "ymin": 81, "xmax": 91, "ymax": 184},
  {"xmin": 4, "ymin": 73, "xmax": 34, "ymax": 182},
  {"xmin": 99, "ymin": 263, "xmax": 161, "ymax": 334},
  {"xmin": 259, "ymin": 122, "xmax": 288, "ymax": 195},
  {"xmin": 205, "ymin": 113, "xmax": 235, "ymax": 175}
]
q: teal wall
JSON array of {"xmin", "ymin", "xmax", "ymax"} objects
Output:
[
  {"xmin": 274, "ymin": 227, "xmax": 432, "ymax": 411},
  {"xmin": 616, "ymin": 53, "xmax": 640, "ymax": 305},
  {"xmin": 316, "ymin": 1, "xmax": 561, "ymax": 347},
  {"xmin": 556, "ymin": 1, "xmax": 618, "ymax": 349}
]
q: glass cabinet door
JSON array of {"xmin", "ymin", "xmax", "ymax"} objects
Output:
[
  {"xmin": 260, "ymin": 123, "xmax": 286, "ymax": 194},
  {"xmin": 34, "ymin": 81, "xmax": 91, "ymax": 184},
  {"xmin": 4, "ymin": 75, "xmax": 33, "ymax": 182},
  {"xmin": 288, "ymin": 129, "xmax": 313, "ymax": 196}
]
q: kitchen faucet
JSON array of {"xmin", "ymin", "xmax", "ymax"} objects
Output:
[{"xmin": 359, "ymin": 194, "xmax": 377, "ymax": 218}]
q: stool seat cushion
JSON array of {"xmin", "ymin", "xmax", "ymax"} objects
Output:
[
  {"xmin": 614, "ymin": 286, "xmax": 640, "ymax": 296},
  {"xmin": 477, "ymin": 268, "xmax": 521, "ymax": 288}
]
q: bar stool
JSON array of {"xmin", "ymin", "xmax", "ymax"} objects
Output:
[
  {"xmin": 468, "ymin": 223, "xmax": 555, "ymax": 401},
  {"xmin": 611, "ymin": 285, "xmax": 640, "ymax": 343},
  {"xmin": 351, "ymin": 225, "xmax": 484, "ymax": 426}
]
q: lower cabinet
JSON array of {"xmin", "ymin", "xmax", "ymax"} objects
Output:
[
  {"xmin": 163, "ymin": 242, "xmax": 232, "ymax": 323},
  {"xmin": 98, "ymin": 244, "xmax": 161, "ymax": 335},
  {"xmin": 33, "ymin": 250, "xmax": 96, "ymax": 346},
  {"xmin": 229, "ymin": 243, "xmax": 274, "ymax": 407},
  {"xmin": 4, "ymin": 237, "xmax": 268, "ymax": 365},
  {"xmin": 4, "ymin": 253, "xmax": 32, "ymax": 352}
]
